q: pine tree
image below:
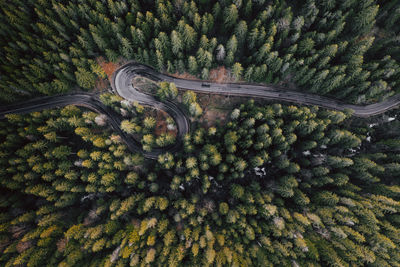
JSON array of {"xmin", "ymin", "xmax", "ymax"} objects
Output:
[
  {"xmin": 143, "ymin": 117, "xmax": 156, "ymax": 130},
  {"xmin": 171, "ymin": 30, "xmax": 183, "ymax": 56},
  {"xmin": 298, "ymin": 37, "xmax": 315, "ymax": 55},
  {"xmin": 75, "ymin": 68, "xmax": 96, "ymax": 89},
  {"xmin": 224, "ymin": 4, "xmax": 238, "ymax": 29},
  {"xmin": 216, "ymin": 44, "xmax": 226, "ymax": 62},
  {"xmin": 157, "ymin": 82, "xmax": 178, "ymax": 100},
  {"xmin": 227, "ymin": 35, "xmax": 238, "ymax": 55},
  {"xmin": 189, "ymin": 102, "xmax": 203, "ymax": 117},
  {"xmin": 120, "ymin": 37, "xmax": 133, "ymax": 59},
  {"xmin": 235, "ymin": 20, "xmax": 248, "ymax": 45},
  {"xmin": 183, "ymin": 91, "xmax": 197, "ymax": 106},
  {"xmin": 232, "ymin": 62, "xmax": 243, "ymax": 81},
  {"xmin": 182, "ymin": 23, "xmax": 196, "ymax": 50},
  {"xmin": 350, "ymin": 3, "xmax": 379, "ymax": 35},
  {"xmin": 120, "ymin": 120, "xmax": 136, "ymax": 134},
  {"xmin": 188, "ymin": 56, "xmax": 198, "ymax": 74}
]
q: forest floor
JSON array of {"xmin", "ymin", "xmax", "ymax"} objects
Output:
[
  {"xmin": 192, "ymin": 92, "xmax": 282, "ymax": 128},
  {"xmin": 140, "ymin": 107, "xmax": 177, "ymax": 138},
  {"xmin": 94, "ymin": 57, "xmax": 125, "ymax": 93},
  {"xmin": 129, "ymin": 74, "xmax": 231, "ymax": 129},
  {"xmin": 93, "ymin": 78, "xmax": 110, "ymax": 93},
  {"xmin": 170, "ymin": 66, "xmax": 237, "ymax": 83},
  {"xmin": 180, "ymin": 91, "xmax": 243, "ymax": 128},
  {"xmin": 169, "ymin": 66, "xmax": 244, "ymax": 127},
  {"xmin": 154, "ymin": 109, "xmax": 177, "ymax": 137},
  {"xmin": 132, "ymin": 76, "xmax": 159, "ymax": 95},
  {"xmin": 98, "ymin": 57, "xmax": 124, "ymax": 80},
  {"xmin": 95, "ymin": 59, "xmax": 291, "ymax": 128}
]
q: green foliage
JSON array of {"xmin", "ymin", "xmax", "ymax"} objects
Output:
[
  {"xmin": 1, "ymin": 102, "xmax": 400, "ymax": 266},
  {"xmin": 156, "ymin": 82, "xmax": 178, "ymax": 100},
  {"xmin": 1, "ymin": 0, "xmax": 400, "ymax": 266},
  {"xmin": 1, "ymin": 0, "xmax": 400, "ymax": 104},
  {"xmin": 75, "ymin": 67, "xmax": 96, "ymax": 90}
]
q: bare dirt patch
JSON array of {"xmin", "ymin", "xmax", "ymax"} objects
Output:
[
  {"xmin": 143, "ymin": 107, "xmax": 177, "ymax": 138},
  {"xmin": 176, "ymin": 90, "xmax": 247, "ymax": 128},
  {"xmin": 168, "ymin": 66, "xmax": 236, "ymax": 84},
  {"xmin": 189, "ymin": 91, "xmax": 280, "ymax": 128},
  {"xmin": 197, "ymin": 93, "xmax": 242, "ymax": 127},
  {"xmin": 154, "ymin": 109, "xmax": 177, "ymax": 137},
  {"xmin": 91, "ymin": 57, "xmax": 127, "ymax": 93},
  {"xmin": 209, "ymin": 66, "xmax": 236, "ymax": 83},
  {"xmin": 93, "ymin": 78, "xmax": 110, "ymax": 93},
  {"xmin": 97, "ymin": 57, "xmax": 125, "ymax": 82},
  {"xmin": 169, "ymin": 71, "xmax": 198, "ymax": 80},
  {"xmin": 94, "ymin": 60, "xmax": 278, "ymax": 128}
]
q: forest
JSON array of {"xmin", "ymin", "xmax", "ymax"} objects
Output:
[
  {"xmin": 1, "ymin": 0, "xmax": 400, "ymax": 266},
  {"xmin": 1, "ymin": 101, "xmax": 400, "ymax": 266},
  {"xmin": 1, "ymin": 0, "xmax": 400, "ymax": 103}
]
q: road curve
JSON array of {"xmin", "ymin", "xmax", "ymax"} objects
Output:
[
  {"xmin": 1, "ymin": 62, "xmax": 400, "ymax": 159},
  {"xmin": 0, "ymin": 93, "xmax": 161, "ymax": 159},
  {"xmin": 114, "ymin": 62, "xmax": 400, "ymax": 118},
  {"xmin": 111, "ymin": 63, "xmax": 189, "ymax": 158}
]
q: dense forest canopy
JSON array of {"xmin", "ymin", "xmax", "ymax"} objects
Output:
[
  {"xmin": 0, "ymin": 101, "xmax": 400, "ymax": 266},
  {"xmin": 1, "ymin": 0, "xmax": 400, "ymax": 103},
  {"xmin": 1, "ymin": 0, "xmax": 400, "ymax": 266}
]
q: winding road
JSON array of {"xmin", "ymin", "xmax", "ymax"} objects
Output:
[
  {"xmin": 115, "ymin": 62, "xmax": 400, "ymax": 117},
  {"xmin": 0, "ymin": 93, "xmax": 155, "ymax": 157},
  {"xmin": 1, "ymin": 62, "xmax": 399, "ymax": 159}
]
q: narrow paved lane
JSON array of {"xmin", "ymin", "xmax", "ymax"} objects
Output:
[
  {"xmin": 1, "ymin": 62, "xmax": 399, "ymax": 159},
  {"xmin": 115, "ymin": 62, "xmax": 400, "ymax": 118},
  {"xmin": 0, "ymin": 93, "xmax": 153, "ymax": 157},
  {"xmin": 112, "ymin": 63, "xmax": 189, "ymax": 157}
]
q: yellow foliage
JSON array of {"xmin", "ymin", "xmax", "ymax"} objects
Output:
[
  {"xmin": 147, "ymin": 235, "xmax": 156, "ymax": 246},
  {"xmin": 192, "ymin": 243, "xmax": 199, "ymax": 257},
  {"xmin": 128, "ymin": 229, "xmax": 140, "ymax": 244},
  {"xmin": 121, "ymin": 246, "xmax": 133, "ymax": 259},
  {"xmin": 40, "ymin": 225, "xmax": 59, "ymax": 238},
  {"xmin": 145, "ymin": 248, "xmax": 156, "ymax": 263},
  {"xmin": 216, "ymin": 234, "xmax": 225, "ymax": 246}
]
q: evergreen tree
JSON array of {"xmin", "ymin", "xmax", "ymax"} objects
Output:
[
  {"xmin": 224, "ymin": 4, "xmax": 239, "ymax": 30},
  {"xmin": 232, "ymin": 62, "xmax": 243, "ymax": 81}
]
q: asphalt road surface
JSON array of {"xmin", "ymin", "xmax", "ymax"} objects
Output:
[
  {"xmin": 0, "ymin": 93, "xmax": 156, "ymax": 157},
  {"xmin": 1, "ymin": 62, "xmax": 399, "ymax": 158},
  {"xmin": 114, "ymin": 62, "xmax": 400, "ymax": 118}
]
